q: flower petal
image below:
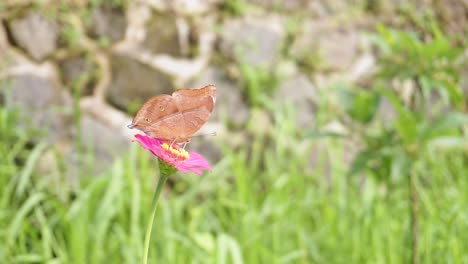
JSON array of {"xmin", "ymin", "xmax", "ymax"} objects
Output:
[{"xmin": 133, "ymin": 134, "xmax": 212, "ymax": 175}]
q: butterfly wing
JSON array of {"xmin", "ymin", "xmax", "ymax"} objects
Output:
[
  {"xmin": 130, "ymin": 95, "xmax": 178, "ymax": 136},
  {"xmin": 146, "ymin": 108, "xmax": 212, "ymax": 143},
  {"xmin": 130, "ymin": 85, "xmax": 217, "ymax": 142},
  {"xmin": 173, "ymin": 85, "xmax": 217, "ymax": 112}
]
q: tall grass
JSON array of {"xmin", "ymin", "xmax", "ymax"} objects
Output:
[{"xmin": 1, "ymin": 104, "xmax": 467, "ymax": 263}]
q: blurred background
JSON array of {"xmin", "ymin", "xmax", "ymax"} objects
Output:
[{"xmin": 0, "ymin": 0, "xmax": 467, "ymax": 263}]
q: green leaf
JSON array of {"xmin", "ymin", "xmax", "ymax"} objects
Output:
[
  {"xmin": 348, "ymin": 150, "xmax": 373, "ymax": 177},
  {"xmin": 337, "ymin": 86, "xmax": 380, "ymax": 124},
  {"xmin": 305, "ymin": 130, "xmax": 345, "ymax": 139},
  {"xmin": 418, "ymin": 112, "xmax": 468, "ymax": 144},
  {"xmin": 390, "ymin": 150, "xmax": 411, "ymax": 182},
  {"xmin": 8, "ymin": 193, "xmax": 46, "ymax": 245},
  {"xmin": 378, "ymin": 87, "xmax": 418, "ymax": 144},
  {"xmin": 437, "ymin": 78, "xmax": 464, "ymax": 109},
  {"xmin": 217, "ymin": 233, "xmax": 243, "ymax": 264},
  {"xmin": 16, "ymin": 142, "xmax": 48, "ymax": 198},
  {"xmin": 427, "ymin": 137, "xmax": 468, "ymax": 151},
  {"xmin": 350, "ymin": 91, "xmax": 380, "ymax": 124}
]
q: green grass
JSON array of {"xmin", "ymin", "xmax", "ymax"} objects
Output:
[{"xmin": 1, "ymin": 105, "xmax": 467, "ymax": 264}]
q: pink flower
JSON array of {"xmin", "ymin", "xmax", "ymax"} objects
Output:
[{"xmin": 133, "ymin": 134, "xmax": 212, "ymax": 175}]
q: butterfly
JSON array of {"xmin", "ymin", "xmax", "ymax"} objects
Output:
[{"xmin": 128, "ymin": 85, "xmax": 217, "ymax": 144}]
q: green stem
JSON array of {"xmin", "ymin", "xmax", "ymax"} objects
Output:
[
  {"xmin": 409, "ymin": 172, "xmax": 419, "ymax": 264},
  {"xmin": 143, "ymin": 174, "xmax": 169, "ymax": 264}
]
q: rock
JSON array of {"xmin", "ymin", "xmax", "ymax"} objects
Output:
[
  {"xmin": 376, "ymin": 97, "xmax": 397, "ymax": 122},
  {"xmin": 275, "ymin": 74, "xmax": 318, "ymax": 129},
  {"xmin": 247, "ymin": 108, "xmax": 272, "ymax": 136},
  {"xmin": 320, "ymin": 0, "xmax": 352, "ymax": 14},
  {"xmin": 190, "ymin": 13, "xmax": 217, "ymax": 57},
  {"xmin": 141, "ymin": 54, "xmax": 207, "ymax": 87},
  {"xmin": 461, "ymin": 76, "xmax": 468, "ymax": 104},
  {"xmin": 80, "ymin": 96, "xmax": 137, "ymax": 141},
  {"xmin": 346, "ymin": 53, "xmax": 376, "ymax": 83},
  {"xmin": 171, "ymin": 0, "xmax": 217, "ymax": 15},
  {"xmin": 291, "ymin": 20, "xmax": 360, "ymax": 71},
  {"xmin": 319, "ymin": 30, "xmax": 359, "ymax": 70},
  {"xmin": 4, "ymin": 68, "xmax": 72, "ymax": 143},
  {"xmin": 126, "ymin": 1, "xmax": 153, "ymax": 43},
  {"xmin": 189, "ymin": 67, "xmax": 249, "ymax": 127},
  {"xmin": 307, "ymin": 1, "xmax": 330, "ymax": 17},
  {"xmin": 174, "ymin": 120, "xmax": 224, "ymax": 165},
  {"xmin": 8, "ymin": 12, "xmax": 58, "ymax": 60},
  {"xmin": 106, "ymin": 52, "xmax": 174, "ymax": 111},
  {"xmin": 90, "ymin": 4, "xmax": 126, "ymax": 42},
  {"xmin": 220, "ymin": 130, "xmax": 248, "ymax": 150},
  {"xmin": 461, "ymin": 51, "xmax": 468, "ymax": 102},
  {"xmin": 0, "ymin": 23, "xmax": 8, "ymax": 50},
  {"xmin": 434, "ymin": 0, "xmax": 468, "ymax": 39},
  {"xmin": 322, "ymin": 120, "xmax": 348, "ymax": 135},
  {"xmin": 249, "ymin": 0, "xmax": 309, "ymax": 11},
  {"xmin": 139, "ymin": 0, "xmax": 218, "ymax": 15},
  {"xmin": 186, "ymin": 132, "xmax": 222, "ymax": 165},
  {"xmin": 251, "ymin": 0, "xmax": 354, "ymax": 16},
  {"xmin": 112, "ymin": 40, "xmax": 209, "ymax": 88},
  {"xmin": 59, "ymin": 56, "xmax": 97, "ymax": 96},
  {"xmin": 62, "ymin": 96, "xmax": 137, "ymax": 173},
  {"xmin": 342, "ymin": 138, "xmax": 359, "ymax": 167},
  {"xmin": 308, "ymin": 142, "xmax": 331, "ymax": 177},
  {"xmin": 143, "ymin": 12, "xmax": 181, "ymax": 56},
  {"xmin": 368, "ymin": 0, "xmax": 424, "ymax": 15},
  {"xmin": 35, "ymin": 148, "xmax": 61, "ymax": 179},
  {"xmin": 0, "ymin": 24, "xmax": 14, "ymax": 71},
  {"xmin": 80, "ymin": 113, "xmax": 131, "ymax": 174},
  {"xmin": 0, "ymin": 25, "xmax": 34, "ymax": 72},
  {"xmin": 220, "ymin": 15, "xmax": 285, "ymax": 68}
]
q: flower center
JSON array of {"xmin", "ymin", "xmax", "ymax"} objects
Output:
[{"xmin": 161, "ymin": 143, "xmax": 190, "ymax": 160}]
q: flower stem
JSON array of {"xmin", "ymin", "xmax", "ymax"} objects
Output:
[{"xmin": 143, "ymin": 174, "xmax": 169, "ymax": 264}]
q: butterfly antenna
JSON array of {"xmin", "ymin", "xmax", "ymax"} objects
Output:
[
  {"xmin": 193, "ymin": 132, "xmax": 217, "ymax": 138},
  {"xmin": 184, "ymin": 132, "xmax": 217, "ymax": 148}
]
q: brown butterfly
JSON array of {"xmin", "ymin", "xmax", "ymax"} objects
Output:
[{"xmin": 127, "ymin": 85, "xmax": 217, "ymax": 143}]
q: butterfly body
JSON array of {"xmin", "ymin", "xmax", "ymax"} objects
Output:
[{"xmin": 128, "ymin": 85, "xmax": 217, "ymax": 143}]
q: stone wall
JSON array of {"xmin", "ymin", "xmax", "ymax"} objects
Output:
[{"xmin": 0, "ymin": 0, "xmax": 465, "ymax": 175}]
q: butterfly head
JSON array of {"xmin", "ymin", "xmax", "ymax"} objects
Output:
[{"xmin": 127, "ymin": 115, "xmax": 153, "ymax": 131}]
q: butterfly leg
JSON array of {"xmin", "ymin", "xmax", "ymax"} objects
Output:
[
  {"xmin": 182, "ymin": 142, "xmax": 188, "ymax": 149},
  {"xmin": 170, "ymin": 137, "xmax": 179, "ymax": 148}
]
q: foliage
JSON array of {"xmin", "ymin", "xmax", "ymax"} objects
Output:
[
  {"xmin": 337, "ymin": 85, "xmax": 380, "ymax": 125},
  {"xmin": 239, "ymin": 64, "xmax": 281, "ymax": 108},
  {"xmin": 221, "ymin": 0, "xmax": 250, "ymax": 17},
  {"xmin": 221, "ymin": 0, "xmax": 252, "ymax": 16},
  {"xmin": 345, "ymin": 25, "xmax": 467, "ymax": 181},
  {"xmin": 1, "ymin": 9, "xmax": 468, "ymax": 263},
  {"xmin": 317, "ymin": 24, "xmax": 468, "ymax": 263},
  {"xmin": 1, "ymin": 106, "xmax": 468, "ymax": 263},
  {"xmin": 372, "ymin": 25, "xmax": 465, "ymax": 109}
]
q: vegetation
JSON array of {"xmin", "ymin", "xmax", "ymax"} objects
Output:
[
  {"xmin": 0, "ymin": 2, "xmax": 467, "ymax": 263},
  {"xmin": 1, "ymin": 97, "xmax": 467, "ymax": 263},
  {"xmin": 335, "ymin": 25, "xmax": 467, "ymax": 264}
]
